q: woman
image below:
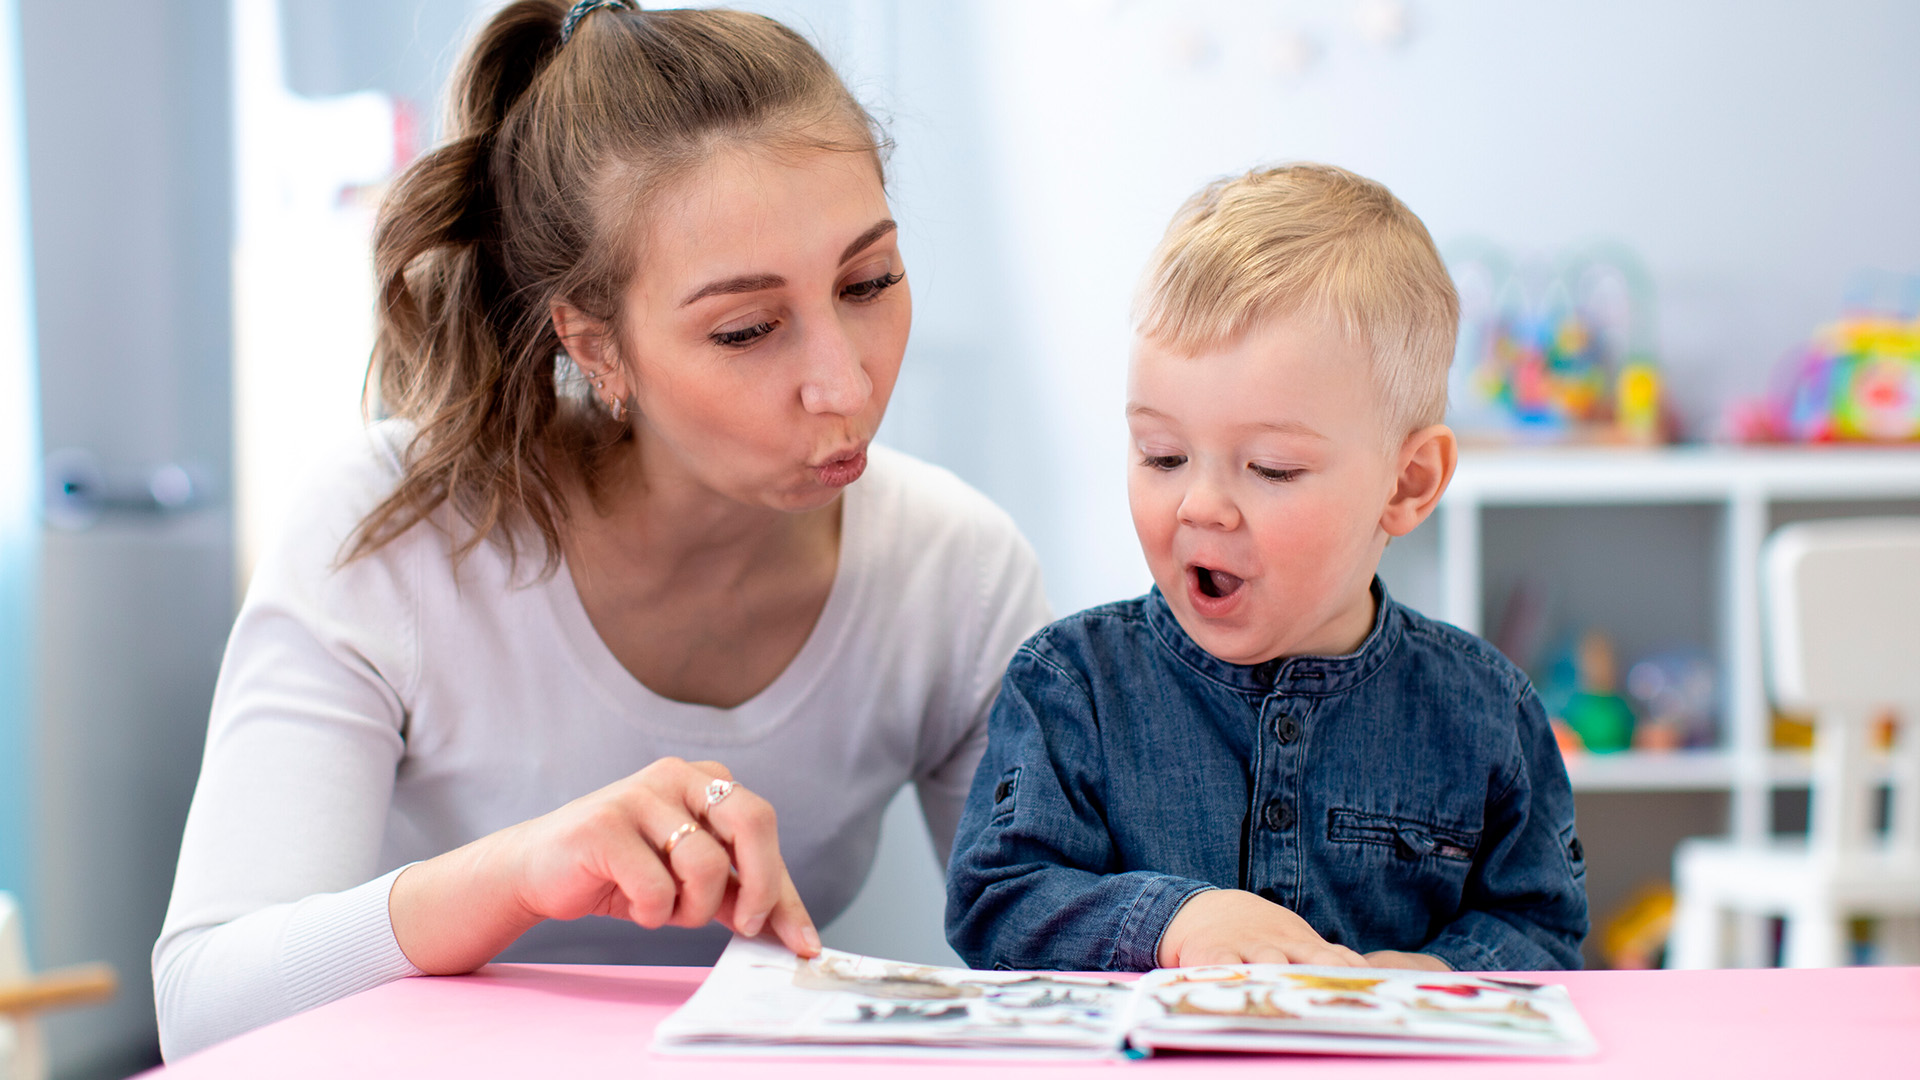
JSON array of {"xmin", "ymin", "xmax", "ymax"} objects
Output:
[{"xmin": 153, "ymin": 0, "xmax": 1049, "ymax": 1059}]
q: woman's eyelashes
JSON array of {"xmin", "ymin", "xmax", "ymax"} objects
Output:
[
  {"xmin": 707, "ymin": 271, "xmax": 902, "ymax": 348},
  {"xmin": 711, "ymin": 320, "xmax": 776, "ymax": 348},
  {"xmin": 841, "ymin": 270, "xmax": 903, "ymax": 302}
]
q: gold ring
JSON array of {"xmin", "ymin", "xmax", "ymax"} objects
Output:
[{"xmin": 661, "ymin": 821, "xmax": 700, "ymax": 856}]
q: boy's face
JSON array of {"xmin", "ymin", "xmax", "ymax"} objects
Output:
[{"xmin": 1127, "ymin": 311, "xmax": 1400, "ymax": 665}]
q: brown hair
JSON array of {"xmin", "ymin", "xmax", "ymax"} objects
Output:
[
  {"xmin": 349, "ymin": 1, "xmax": 885, "ymax": 569},
  {"xmin": 1135, "ymin": 163, "xmax": 1458, "ymax": 442}
]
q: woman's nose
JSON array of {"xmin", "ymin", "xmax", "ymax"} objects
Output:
[{"xmin": 798, "ymin": 319, "xmax": 872, "ymax": 416}]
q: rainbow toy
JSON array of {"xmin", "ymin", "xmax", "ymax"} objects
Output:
[{"xmin": 1773, "ymin": 316, "xmax": 1920, "ymax": 443}]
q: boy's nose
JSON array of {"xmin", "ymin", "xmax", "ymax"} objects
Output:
[{"xmin": 1177, "ymin": 479, "xmax": 1240, "ymax": 531}]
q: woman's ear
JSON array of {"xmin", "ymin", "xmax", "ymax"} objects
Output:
[
  {"xmin": 1380, "ymin": 424, "xmax": 1458, "ymax": 538},
  {"xmin": 550, "ymin": 300, "xmax": 629, "ymax": 410}
]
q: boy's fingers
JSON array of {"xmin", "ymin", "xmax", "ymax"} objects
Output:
[
  {"xmin": 1315, "ymin": 945, "xmax": 1366, "ymax": 967},
  {"xmin": 1245, "ymin": 944, "xmax": 1294, "ymax": 966}
]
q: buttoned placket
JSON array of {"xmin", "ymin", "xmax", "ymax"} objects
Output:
[{"xmin": 1249, "ymin": 667, "xmax": 1307, "ymax": 913}]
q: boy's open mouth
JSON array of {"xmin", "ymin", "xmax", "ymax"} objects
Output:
[{"xmin": 1192, "ymin": 565, "xmax": 1246, "ymax": 600}]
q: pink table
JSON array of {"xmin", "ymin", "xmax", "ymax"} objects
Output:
[{"xmin": 146, "ymin": 963, "xmax": 1919, "ymax": 1078}]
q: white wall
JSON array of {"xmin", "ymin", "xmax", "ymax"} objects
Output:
[{"xmin": 945, "ymin": 0, "xmax": 1920, "ymax": 615}]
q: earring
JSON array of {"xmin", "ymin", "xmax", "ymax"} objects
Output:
[{"xmin": 608, "ymin": 396, "xmax": 626, "ymax": 422}]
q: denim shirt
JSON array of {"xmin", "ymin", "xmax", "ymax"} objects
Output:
[{"xmin": 945, "ymin": 581, "xmax": 1587, "ymax": 973}]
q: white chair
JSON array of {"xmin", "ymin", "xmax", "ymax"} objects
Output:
[
  {"xmin": 1669, "ymin": 518, "xmax": 1920, "ymax": 969},
  {"xmin": 0, "ymin": 892, "xmax": 48, "ymax": 1080}
]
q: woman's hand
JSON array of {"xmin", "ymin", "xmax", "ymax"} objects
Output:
[
  {"xmin": 389, "ymin": 758, "xmax": 819, "ymax": 975},
  {"xmin": 1156, "ymin": 889, "xmax": 1367, "ymax": 968}
]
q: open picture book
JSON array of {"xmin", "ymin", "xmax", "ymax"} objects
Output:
[{"xmin": 652, "ymin": 937, "xmax": 1598, "ymax": 1060}]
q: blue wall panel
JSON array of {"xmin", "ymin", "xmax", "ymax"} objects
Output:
[{"xmin": 0, "ymin": 0, "xmax": 39, "ymax": 905}]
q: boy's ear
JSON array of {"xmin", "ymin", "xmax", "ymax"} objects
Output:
[{"xmin": 1380, "ymin": 424, "xmax": 1458, "ymax": 538}]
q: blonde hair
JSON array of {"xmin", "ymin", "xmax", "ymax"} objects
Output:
[
  {"xmin": 1134, "ymin": 163, "xmax": 1458, "ymax": 441},
  {"xmin": 349, "ymin": 1, "xmax": 885, "ymax": 569}
]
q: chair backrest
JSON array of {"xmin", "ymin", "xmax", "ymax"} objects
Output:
[
  {"xmin": 0, "ymin": 891, "xmax": 48, "ymax": 1080},
  {"xmin": 1765, "ymin": 517, "xmax": 1920, "ymax": 710},
  {"xmin": 1764, "ymin": 517, "xmax": 1920, "ymax": 858}
]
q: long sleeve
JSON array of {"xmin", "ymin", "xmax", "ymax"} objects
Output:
[
  {"xmin": 945, "ymin": 648, "xmax": 1213, "ymax": 971},
  {"xmin": 154, "ymin": 870, "xmax": 418, "ymax": 1061},
  {"xmin": 1420, "ymin": 689, "xmax": 1589, "ymax": 972},
  {"xmin": 153, "ymin": 440, "xmax": 423, "ymax": 1060}
]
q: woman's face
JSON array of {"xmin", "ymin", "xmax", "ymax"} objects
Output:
[{"xmin": 609, "ymin": 141, "xmax": 908, "ymax": 513}]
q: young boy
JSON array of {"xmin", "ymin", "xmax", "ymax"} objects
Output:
[{"xmin": 946, "ymin": 164, "xmax": 1586, "ymax": 973}]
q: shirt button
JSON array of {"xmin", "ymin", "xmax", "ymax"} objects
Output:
[
  {"xmin": 1273, "ymin": 715, "xmax": 1301, "ymax": 745},
  {"xmin": 1262, "ymin": 798, "xmax": 1295, "ymax": 831}
]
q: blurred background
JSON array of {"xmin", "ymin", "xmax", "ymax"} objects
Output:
[{"xmin": 1, "ymin": 1, "xmax": 1917, "ymax": 1075}]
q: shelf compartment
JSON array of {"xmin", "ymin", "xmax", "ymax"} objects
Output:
[{"xmin": 1562, "ymin": 750, "xmax": 1892, "ymax": 793}]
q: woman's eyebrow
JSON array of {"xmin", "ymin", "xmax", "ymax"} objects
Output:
[
  {"xmin": 839, "ymin": 219, "xmax": 897, "ymax": 263},
  {"xmin": 677, "ymin": 220, "xmax": 897, "ymax": 308},
  {"xmin": 680, "ymin": 273, "xmax": 785, "ymax": 307}
]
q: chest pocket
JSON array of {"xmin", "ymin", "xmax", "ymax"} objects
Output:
[
  {"xmin": 1328, "ymin": 808, "xmax": 1479, "ymax": 863},
  {"xmin": 989, "ymin": 766, "xmax": 1020, "ymax": 822}
]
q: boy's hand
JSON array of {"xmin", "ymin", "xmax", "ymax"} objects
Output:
[
  {"xmin": 1363, "ymin": 949, "xmax": 1452, "ymax": 971},
  {"xmin": 1157, "ymin": 890, "xmax": 1367, "ymax": 968}
]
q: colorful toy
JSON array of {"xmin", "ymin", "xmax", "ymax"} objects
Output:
[
  {"xmin": 1448, "ymin": 243, "xmax": 1666, "ymax": 443},
  {"xmin": 1728, "ymin": 272, "xmax": 1920, "ymax": 444},
  {"xmin": 1615, "ymin": 361, "xmax": 1662, "ymax": 443},
  {"xmin": 1736, "ymin": 316, "xmax": 1920, "ymax": 443},
  {"xmin": 1543, "ymin": 630, "xmax": 1636, "ymax": 754},
  {"xmin": 1598, "ymin": 883, "xmax": 1675, "ymax": 970}
]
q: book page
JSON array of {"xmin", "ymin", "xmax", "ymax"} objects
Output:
[
  {"xmin": 653, "ymin": 937, "xmax": 1136, "ymax": 1058},
  {"xmin": 1130, "ymin": 964, "xmax": 1598, "ymax": 1058}
]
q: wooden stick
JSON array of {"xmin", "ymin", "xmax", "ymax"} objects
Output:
[{"xmin": 0, "ymin": 964, "xmax": 118, "ymax": 1015}]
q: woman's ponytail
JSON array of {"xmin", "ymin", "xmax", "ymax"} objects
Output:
[{"xmin": 353, "ymin": 1, "xmax": 570, "ymax": 568}]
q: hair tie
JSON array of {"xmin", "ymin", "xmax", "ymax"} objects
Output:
[{"xmin": 560, "ymin": 0, "xmax": 638, "ymax": 44}]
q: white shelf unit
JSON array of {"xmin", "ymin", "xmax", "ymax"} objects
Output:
[{"xmin": 1407, "ymin": 446, "xmax": 1920, "ymax": 842}]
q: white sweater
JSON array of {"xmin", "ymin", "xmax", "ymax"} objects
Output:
[{"xmin": 152, "ymin": 425, "xmax": 1050, "ymax": 1060}]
